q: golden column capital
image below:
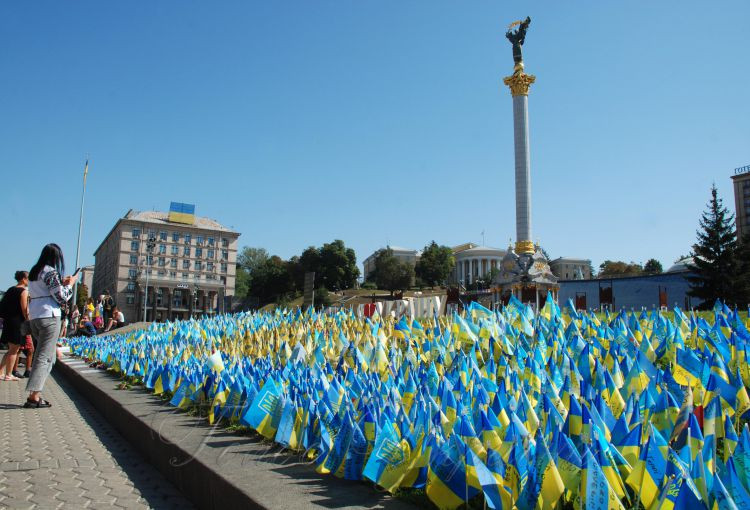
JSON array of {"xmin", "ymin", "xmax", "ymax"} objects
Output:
[
  {"xmin": 503, "ymin": 71, "xmax": 536, "ymax": 97},
  {"xmin": 515, "ymin": 240, "xmax": 535, "ymax": 254}
]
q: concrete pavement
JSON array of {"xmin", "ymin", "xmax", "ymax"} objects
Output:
[{"xmin": 0, "ymin": 354, "xmax": 193, "ymax": 510}]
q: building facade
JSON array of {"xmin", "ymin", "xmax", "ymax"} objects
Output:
[
  {"xmin": 558, "ymin": 264, "xmax": 694, "ymax": 311},
  {"xmin": 79, "ymin": 265, "xmax": 95, "ymax": 295},
  {"xmin": 451, "ymin": 243, "xmax": 506, "ymax": 285},
  {"xmin": 549, "ymin": 257, "xmax": 592, "ymax": 280},
  {"xmin": 732, "ymin": 165, "xmax": 750, "ymax": 242},
  {"xmin": 92, "ymin": 208, "xmax": 240, "ymax": 323}
]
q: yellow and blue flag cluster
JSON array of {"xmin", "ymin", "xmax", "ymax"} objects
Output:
[{"xmin": 67, "ymin": 296, "xmax": 750, "ymax": 509}]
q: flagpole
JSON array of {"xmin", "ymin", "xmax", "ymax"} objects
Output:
[{"xmin": 71, "ymin": 159, "xmax": 89, "ymax": 313}]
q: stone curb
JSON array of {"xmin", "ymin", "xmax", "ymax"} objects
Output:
[{"xmin": 55, "ymin": 358, "xmax": 264, "ymax": 510}]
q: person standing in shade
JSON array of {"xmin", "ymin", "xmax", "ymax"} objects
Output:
[
  {"xmin": 0, "ymin": 271, "xmax": 30, "ymax": 381},
  {"xmin": 102, "ymin": 290, "xmax": 114, "ymax": 325},
  {"xmin": 26, "ymin": 244, "xmax": 77, "ymax": 408}
]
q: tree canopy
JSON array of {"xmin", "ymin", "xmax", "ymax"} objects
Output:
[
  {"xmin": 598, "ymin": 260, "xmax": 643, "ymax": 278},
  {"xmin": 643, "ymin": 259, "xmax": 663, "ymax": 274},
  {"xmin": 369, "ymin": 248, "xmax": 414, "ymax": 295},
  {"xmin": 415, "ymin": 241, "xmax": 454, "ymax": 287},
  {"xmin": 294, "ymin": 240, "xmax": 359, "ymax": 291}
]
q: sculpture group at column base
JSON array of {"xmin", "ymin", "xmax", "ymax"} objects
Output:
[{"xmin": 493, "ymin": 242, "xmax": 558, "ymax": 308}]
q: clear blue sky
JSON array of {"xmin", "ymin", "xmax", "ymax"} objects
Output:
[{"xmin": 1, "ymin": 1, "xmax": 748, "ymax": 288}]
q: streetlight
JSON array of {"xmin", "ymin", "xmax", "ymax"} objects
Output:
[{"xmin": 143, "ymin": 233, "xmax": 157, "ymax": 322}]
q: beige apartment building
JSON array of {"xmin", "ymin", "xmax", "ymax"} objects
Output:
[
  {"xmin": 733, "ymin": 165, "xmax": 750, "ymax": 243},
  {"xmin": 92, "ymin": 209, "xmax": 240, "ymax": 322}
]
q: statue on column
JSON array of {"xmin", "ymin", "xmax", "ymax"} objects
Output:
[{"xmin": 505, "ymin": 17, "xmax": 531, "ymax": 71}]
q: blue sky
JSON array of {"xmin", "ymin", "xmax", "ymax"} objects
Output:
[{"xmin": 1, "ymin": 1, "xmax": 748, "ymax": 288}]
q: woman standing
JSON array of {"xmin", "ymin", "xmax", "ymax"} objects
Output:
[
  {"xmin": 26, "ymin": 243, "xmax": 77, "ymax": 408},
  {"xmin": 0, "ymin": 271, "xmax": 30, "ymax": 381}
]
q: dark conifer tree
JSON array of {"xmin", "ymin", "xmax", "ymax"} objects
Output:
[{"xmin": 687, "ymin": 185, "xmax": 738, "ymax": 308}]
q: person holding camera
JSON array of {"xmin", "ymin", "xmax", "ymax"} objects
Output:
[{"xmin": 25, "ymin": 244, "xmax": 78, "ymax": 408}]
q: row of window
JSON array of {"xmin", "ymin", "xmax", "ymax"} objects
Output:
[
  {"xmin": 129, "ymin": 259, "xmax": 227, "ymax": 272},
  {"xmin": 131, "ymin": 228, "xmax": 229, "ymax": 248},
  {"xmin": 124, "ymin": 272, "xmax": 226, "ymax": 292},
  {"xmin": 130, "ymin": 241, "xmax": 228, "ymax": 260}
]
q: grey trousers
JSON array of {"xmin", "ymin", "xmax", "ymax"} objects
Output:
[{"xmin": 27, "ymin": 317, "xmax": 61, "ymax": 393}]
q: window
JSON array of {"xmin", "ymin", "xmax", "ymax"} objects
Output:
[
  {"xmin": 148, "ymin": 229, "xmax": 156, "ymax": 238},
  {"xmin": 132, "ymin": 228, "xmax": 141, "ymax": 238},
  {"xmin": 182, "ymin": 273, "xmax": 189, "ymax": 280},
  {"xmin": 221, "ymin": 250, "xmax": 228, "ymax": 260},
  {"xmin": 170, "ymin": 259, "xmax": 177, "ymax": 268},
  {"xmin": 172, "ymin": 232, "xmax": 180, "ymax": 242},
  {"xmin": 171, "ymin": 245, "xmax": 179, "ymax": 255},
  {"xmin": 158, "ymin": 257, "xmax": 166, "ymax": 267},
  {"xmin": 221, "ymin": 263, "xmax": 227, "ymax": 273},
  {"xmin": 221, "ymin": 238, "xmax": 228, "ymax": 247},
  {"xmin": 196, "ymin": 235, "xmax": 204, "ymax": 246},
  {"xmin": 207, "ymin": 249, "xmax": 214, "ymax": 259},
  {"xmin": 126, "ymin": 294, "xmax": 135, "ymax": 305},
  {"xmin": 196, "ymin": 247, "xmax": 203, "ymax": 258},
  {"xmin": 159, "ymin": 244, "xmax": 166, "ymax": 254},
  {"xmin": 156, "ymin": 288, "xmax": 163, "ymax": 305},
  {"xmin": 207, "ymin": 237, "xmax": 215, "ymax": 246},
  {"xmin": 131, "ymin": 241, "xmax": 140, "ymax": 251},
  {"xmin": 207, "ymin": 262, "xmax": 214, "ymax": 272},
  {"xmin": 195, "ymin": 261, "xmax": 203, "ymax": 271},
  {"xmin": 183, "ymin": 260, "xmax": 190, "ymax": 269},
  {"xmin": 129, "ymin": 255, "xmax": 138, "ymax": 265},
  {"xmin": 159, "ymin": 231, "xmax": 167, "ymax": 241},
  {"xmin": 183, "ymin": 246, "xmax": 191, "ymax": 256},
  {"xmin": 147, "ymin": 255, "xmax": 154, "ymax": 265},
  {"xmin": 194, "ymin": 273, "xmax": 201, "ymax": 280},
  {"xmin": 127, "ymin": 282, "xmax": 136, "ymax": 291},
  {"xmin": 206, "ymin": 274, "xmax": 216, "ymax": 280},
  {"xmin": 184, "ymin": 233, "xmax": 191, "ymax": 244},
  {"xmin": 220, "ymin": 276, "xmax": 226, "ymax": 284},
  {"xmin": 157, "ymin": 270, "xmax": 166, "ymax": 277},
  {"xmin": 169, "ymin": 271, "xmax": 177, "ymax": 279},
  {"xmin": 173, "ymin": 292, "xmax": 183, "ymax": 307},
  {"xmin": 128, "ymin": 269, "xmax": 137, "ymax": 279}
]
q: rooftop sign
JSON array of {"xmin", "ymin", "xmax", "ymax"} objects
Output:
[
  {"xmin": 735, "ymin": 165, "xmax": 750, "ymax": 176},
  {"xmin": 168, "ymin": 202, "xmax": 195, "ymax": 225}
]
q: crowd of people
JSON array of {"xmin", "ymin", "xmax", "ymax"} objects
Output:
[{"xmin": 0, "ymin": 243, "xmax": 125, "ymax": 406}]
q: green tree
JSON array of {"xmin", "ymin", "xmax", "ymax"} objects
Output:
[
  {"xmin": 598, "ymin": 260, "xmax": 643, "ymax": 277},
  {"xmin": 294, "ymin": 240, "xmax": 359, "ymax": 291},
  {"xmin": 238, "ymin": 247, "xmax": 269, "ymax": 274},
  {"xmin": 415, "ymin": 241, "xmax": 455, "ymax": 287},
  {"xmin": 234, "ymin": 266, "xmax": 250, "ymax": 299},
  {"xmin": 76, "ymin": 283, "xmax": 89, "ymax": 311},
  {"xmin": 249, "ymin": 256, "xmax": 296, "ymax": 305},
  {"xmin": 643, "ymin": 259, "xmax": 663, "ymax": 274},
  {"xmin": 370, "ymin": 248, "xmax": 414, "ymax": 296},
  {"xmin": 687, "ymin": 185, "xmax": 738, "ymax": 308}
]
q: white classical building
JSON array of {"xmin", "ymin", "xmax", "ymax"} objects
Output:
[{"xmin": 451, "ymin": 243, "xmax": 506, "ymax": 285}]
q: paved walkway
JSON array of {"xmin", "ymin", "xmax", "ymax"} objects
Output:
[{"xmin": 0, "ymin": 356, "xmax": 193, "ymax": 509}]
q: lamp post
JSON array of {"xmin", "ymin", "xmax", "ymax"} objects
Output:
[{"xmin": 142, "ymin": 234, "xmax": 157, "ymax": 322}]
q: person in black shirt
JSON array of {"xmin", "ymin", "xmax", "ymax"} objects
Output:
[{"xmin": 0, "ymin": 271, "xmax": 30, "ymax": 381}]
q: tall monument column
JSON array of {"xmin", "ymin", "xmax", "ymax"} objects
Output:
[
  {"xmin": 494, "ymin": 17, "xmax": 558, "ymax": 304},
  {"xmin": 503, "ymin": 16, "xmax": 535, "ymax": 255}
]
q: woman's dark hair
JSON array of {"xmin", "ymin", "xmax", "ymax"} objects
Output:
[
  {"xmin": 29, "ymin": 243, "xmax": 65, "ymax": 281},
  {"xmin": 14, "ymin": 270, "xmax": 28, "ymax": 282}
]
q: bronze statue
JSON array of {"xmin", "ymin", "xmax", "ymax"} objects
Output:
[{"xmin": 505, "ymin": 17, "xmax": 531, "ymax": 67}]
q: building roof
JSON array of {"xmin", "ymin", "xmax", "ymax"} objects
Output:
[
  {"xmin": 124, "ymin": 210, "xmax": 238, "ymax": 233},
  {"xmin": 94, "ymin": 209, "xmax": 239, "ymax": 256},
  {"xmin": 454, "ymin": 246, "xmax": 505, "ymax": 258},
  {"xmin": 550, "ymin": 257, "xmax": 591, "ymax": 264},
  {"xmin": 666, "ymin": 256, "xmax": 695, "ymax": 273}
]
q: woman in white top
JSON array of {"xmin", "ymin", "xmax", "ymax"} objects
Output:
[{"xmin": 26, "ymin": 243, "xmax": 78, "ymax": 408}]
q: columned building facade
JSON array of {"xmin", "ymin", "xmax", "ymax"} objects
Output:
[
  {"xmin": 452, "ymin": 244, "xmax": 506, "ymax": 286},
  {"xmin": 93, "ymin": 208, "xmax": 240, "ymax": 323}
]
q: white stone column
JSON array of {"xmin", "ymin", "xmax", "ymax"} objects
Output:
[{"xmin": 513, "ymin": 94, "xmax": 532, "ymax": 244}]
